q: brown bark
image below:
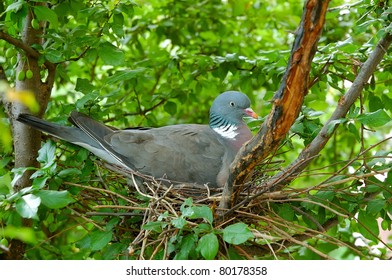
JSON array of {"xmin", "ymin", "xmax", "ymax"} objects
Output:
[
  {"xmin": 2, "ymin": 5, "xmax": 55, "ymax": 259},
  {"xmin": 7, "ymin": 7, "xmax": 54, "ymax": 189},
  {"xmin": 219, "ymin": 0, "xmax": 331, "ymax": 213}
]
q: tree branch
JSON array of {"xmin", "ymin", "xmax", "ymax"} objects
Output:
[
  {"xmin": 263, "ymin": 25, "xmax": 392, "ymax": 192},
  {"xmin": 0, "ymin": 30, "xmax": 40, "ymax": 59},
  {"xmin": 0, "ymin": 30, "xmax": 56, "ymax": 73},
  {"xmin": 218, "ymin": 0, "xmax": 330, "ymax": 213}
]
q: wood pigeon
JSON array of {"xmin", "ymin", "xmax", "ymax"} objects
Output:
[{"xmin": 17, "ymin": 91, "xmax": 258, "ymax": 188}]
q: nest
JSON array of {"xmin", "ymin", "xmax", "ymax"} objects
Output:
[{"xmin": 63, "ymin": 158, "xmax": 392, "ymax": 260}]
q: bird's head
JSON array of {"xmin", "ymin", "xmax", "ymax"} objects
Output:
[{"xmin": 209, "ymin": 91, "xmax": 258, "ymax": 126}]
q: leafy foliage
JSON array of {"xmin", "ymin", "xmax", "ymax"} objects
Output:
[{"xmin": 0, "ymin": 0, "xmax": 392, "ymax": 259}]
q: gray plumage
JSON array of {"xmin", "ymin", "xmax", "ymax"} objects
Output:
[{"xmin": 17, "ymin": 91, "xmax": 258, "ymax": 188}]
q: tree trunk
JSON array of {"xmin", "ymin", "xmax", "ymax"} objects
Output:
[
  {"xmin": 8, "ymin": 5, "xmax": 53, "ymax": 189},
  {"xmin": 4, "ymin": 5, "xmax": 54, "ymax": 259},
  {"xmin": 219, "ymin": 0, "xmax": 331, "ymax": 214}
]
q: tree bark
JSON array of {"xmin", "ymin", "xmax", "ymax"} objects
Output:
[
  {"xmin": 219, "ymin": 0, "xmax": 331, "ymax": 213},
  {"xmin": 8, "ymin": 7, "xmax": 54, "ymax": 190},
  {"xmin": 2, "ymin": 5, "xmax": 55, "ymax": 259}
]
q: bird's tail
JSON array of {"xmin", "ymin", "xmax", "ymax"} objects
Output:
[{"xmin": 17, "ymin": 114, "xmax": 96, "ymax": 147}]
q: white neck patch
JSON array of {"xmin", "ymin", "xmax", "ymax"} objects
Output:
[{"xmin": 213, "ymin": 124, "xmax": 238, "ymax": 139}]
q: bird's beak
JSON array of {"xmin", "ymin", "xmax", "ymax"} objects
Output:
[{"xmin": 244, "ymin": 108, "xmax": 259, "ymax": 119}]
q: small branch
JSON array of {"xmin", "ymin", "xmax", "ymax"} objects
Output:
[
  {"xmin": 328, "ymin": 1, "xmax": 364, "ymax": 12},
  {"xmin": 63, "ymin": 181, "xmax": 139, "ymax": 206},
  {"xmin": 0, "ymin": 30, "xmax": 40, "ymax": 59},
  {"xmin": 104, "ymin": 98, "xmax": 167, "ymax": 123},
  {"xmin": 65, "ymin": 46, "xmax": 91, "ymax": 62},
  {"xmin": 0, "ymin": 30, "xmax": 55, "ymax": 73},
  {"xmin": 86, "ymin": 211, "xmax": 144, "ymax": 217},
  {"xmin": 271, "ymin": 224, "xmax": 334, "ymax": 259},
  {"xmin": 264, "ymin": 26, "xmax": 392, "ymax": 192}
]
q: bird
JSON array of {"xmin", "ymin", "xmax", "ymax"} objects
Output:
[{"xmin": 17, "ymin": 91, "xmax": 258, "ymax": 188}]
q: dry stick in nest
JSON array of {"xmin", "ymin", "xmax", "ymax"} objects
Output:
[
  {"xmin": 220, "ymin": 155, "xmax": 318, "ymax": 219},
  {"xmin": 104, "ymin": 161, "xmax": 219, "ymax": 201},
  {"xmin": 64, "ymin": 181, "xmax": 138, "ymax": 206},
  {"xmin": 219, "ymin": 0, "xmax": 331, "ymax": 214}
]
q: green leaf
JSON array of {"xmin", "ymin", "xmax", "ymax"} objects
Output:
[
  {"xmin": 75, "ymin": 92, "xmax": 99, "ymax": 109},
  {"xmin": 388, "ymin": 204, "xmax": 392, "ymax": 216},
  {"xmin": 1, "ymin": 226, "xmax": 37, "ymax": 244},
  {"xmin": 368, "ymin": 94, "xmax": 383, "ymax": 112},
  {"xmin": 174, "ymin": 234, "xmax": 197, "ymax": 260},
  {"xmin": 33, "ymin": 6, "xmax": 59, "ymax": 29},
  {"xmin": 31, "ymin": 176, "xmax": 48, "ymax": 189},
  {"xmin": 222, "ymin": 223, "xmax": 254, "ymax": 245},
  {"xmin": 98, "ymin": 42, "xmax": 125, "ymax": 66},
  {"xmin": 365, "ymin": 184, "xmax": 381, "ymax": 193},
  {"xmin": 357, "ymin": 109, "xmax": 392, "ymax": 127},
  {"xmin": 171, "ymin": 217, "xmax": 187, "ymax": 229},
  {"xmin": 357, "ymin": 210, "xmax": 379, "ymax": 242},
  {"xmin": 142, "ymin": 221, "xmax": 164, "ymax": 233},
  {"xmin": 44, "ymin": 48, "xmax": 63, "ymax": 63},
  {"xmin": 90, "ymin": 230, "xmax": 113, "ymax": 251},
  {"xmin": 164, "ymin": 101, "xmax": 177, "ymax": 115},
  {"xmin": 0, "ymin": 172, "xmax": 12, "ymax": 195},
  {"xmin": 106, "ymin": 68, "xmax": 146, "ymax": 84},
  {"xmin": 1, "ymin": 0, "xmax": 25, "ymax": 16},
  {"xmin": 366, "ymin": 199, "xmax": 385, "ymax": 215},
  {"xmin": 194, "ymin": 223, "xmax": 212, "ymax": 235},
  {"xmin": 112, "ymin": 12, "xmax": 124, "ymax": 37},
  {"xmin": 181, "ymin": 197, "xmax": 193, "ymax": 208},
  {"xmin": 381, "ymin": 219, "xmax": 390, "ymax": 231},
  {"xmin": 327, "ymin": 118, "xmax": 346, "ymax": 135},
  {"xmin": 37, "ymin": 141, "xmax": 56, "ymax": 167},
  {"xmin": 347, "ymin": 122, "xmax": 360, "ymax": 141},
  {"xmin": 278, "ymin": 204, "xmax": 295, "ymax": 221},
  {"xmin": 315, "ymin": 190, "xmax": 335, "ymax": 201},
  {"xmin": 102, "ymin": 243, "xmax": 127, "ymax": 260},
  {"xmin": 197, "ymin": 233, "xmax": 219, "ymax": 260},
  {"xmin": 180, "ymin": 198, "xmax": 194, "ymax": 217},
  {"xmin": 36, "ymin": 190, "xmax": 75, "ymax": 209},
  {"xmin": 190, "ymin": 205, "xmax": 213, "ymax": 224},
  {"xmin": 15, "ymin": 194, "xmax": 41, "ymax": 219},
  {"xmin": 181, "ymin": 206, "xmax": 194, "ymax": 217},
  {"xmin": 75, "ymin": 78, "xmax": 95, "ymax": 94},
  {"xmin": 57, "ymin": 168, "xmax": 82, "ymax": 178},
  {"xmin": 106, "ymin": 217, "xmax": 121, "ymax": 231}
]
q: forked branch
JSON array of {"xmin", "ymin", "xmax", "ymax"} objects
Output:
[{"xmin": 219, "ymin": 0, "xmax": 331, "ymax": 212}]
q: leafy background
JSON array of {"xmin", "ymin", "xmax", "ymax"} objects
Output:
[{"xmin": 0, "ymin": 0, "xmax": 392, "ymax": 259}]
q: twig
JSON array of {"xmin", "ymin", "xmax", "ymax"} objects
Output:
[
  {"xmin": 291, "ymin": 205, "xmax": 325, "ymax": 231},
  {"xmin": 272, "ymin": 225, "xmax": 334, "ymax": 259},
  {"xmin": 0, "ymin": 31, "xmax": 40, "ymax": 59},
  {"xmin": 0, "ymin": 30, "xmax": 55, "ymax": 72},
  {"xmin": 93, "ymin": 205, "xmax": 148, "ymax": 211},
  {"xmin": 86, "ymin": 211, "xmax": 144, "ymax": 216},
  {"xmin": 260, "ymin": 27, "xmax": 392, "ymax": 194},
  {"xmin": 64, "ymin": 181, "xmax": 138, "ymax": 205},
  {"xmin": 67, "ymin": 206, "xmax": 105, "ymax": 231},
  {"xmin": 104, "ymin": 98, "xmax": 167, "ymax": 123}
]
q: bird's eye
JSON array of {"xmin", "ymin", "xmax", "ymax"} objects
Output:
[{"xmin": 229, "ymin": 101, "xmax": 235, "ymax": 107}]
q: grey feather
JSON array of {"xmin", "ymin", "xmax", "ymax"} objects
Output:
[{"xmin": 17, "ymin": 91, "xmax": 257, "ymax": 188}]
